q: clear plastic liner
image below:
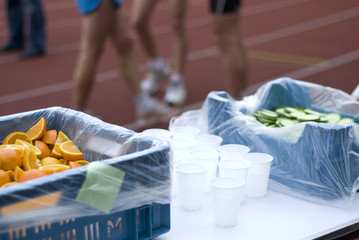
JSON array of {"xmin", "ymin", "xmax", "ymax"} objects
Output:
[
  {"xmin": 0, "ymin": 107, "xmax": 172, "ymax": 233},
  {"xmin": 170, "ymin": 77, "xmax": 359, "ymax": 207}
]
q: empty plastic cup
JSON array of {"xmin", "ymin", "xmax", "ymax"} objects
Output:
[
  {"xmin": 143, "ymin": 128, "xmax": 172, "ymax": 141},
  {"xmin": 193, "ymin": 134, "xmax": 223, "ymax": 150},
  {"xmin": 210, "ymin": 177, "xmax": 245, "ymax": 228},
  {"xmin": 170, "ymin": 137, "xmax": 195, "ymax": 160},
  {"xmin": 176, "ymin": 163, "xmax": 207, "ymax": 211},
  {"xmin": 241, "ymin": 153, "xmax": 273, "ymax": 198},
  {"xmin": 170, "ymin": 126, "xmax": 200, "ymax": 140},
  {"xmin": 218, "ymin": 159, "xmax": 251, "ymax": 203},
  {"xmin": 218, "ymin": 144, "xmax": 250, "ymax": 161}
]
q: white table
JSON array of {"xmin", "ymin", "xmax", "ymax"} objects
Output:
[{"xmin": 156, "ymin": 190, "xmax": 359, "ymax": 240}]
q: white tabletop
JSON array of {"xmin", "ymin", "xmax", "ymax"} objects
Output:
[{"xmin": 156, "ymin": 190, "xmax": 359, "ymax": 240}]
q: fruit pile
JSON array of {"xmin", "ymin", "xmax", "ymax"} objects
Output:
[
  {"xmin": 0, "ymin": 117, "xmax": 89, "ymax": 188},
  {"xmin": 253, "ymin": 106, "xmax": 355, "ymax": 128}
]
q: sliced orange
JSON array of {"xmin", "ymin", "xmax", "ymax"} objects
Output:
[
  {"xmin": 59, "ymin": 141, "xmax": 83, "ymax": 161},
  {"xmin": 75, "ymin": 160, "xmax": 90, "ymax": 165},
  {"xmin": 0, "ymin": 144, "xmax": 26, "ymax": 158},
  {"xmin": 41, "ymin": 129, "xmax": 57, "ymax": 145},
  {"xmin": 6, "ymin": 170, "xmax": 14, "ymax": 181},
  {"xmin": 51, "ymin": 131, "xmax": 70, "ymax": 158},
  {"xmin": 34, "ymin": 140, "xmax": 51, "ymax": 159},
  {"xmin": 0, "ymin": 169, "xmax": 11, "ymax": 187},
  {"xmin": 15, "ymin": 139, "xmax": 42, "ymax": 156},
  {"xmin": 26, "ymin": 117, "xmax": 47, "ymax": 141},
  {"xmin": 0, "ymin": 149, "xmax": 22, "ymax": 171},
  {"xmin": 39, "ymin": 164, "xmax": 70, "ymax": 174},
  {"xmin": 1, "ymin": 182, "xmax": 18, "ymax": 188},
  {"xmin": 41, "ymin": 157, "xmax": 61, "ymax": 166},
  {"xmin": 2, "ymin": 132, "xmax": 32, "ymax": 145},
  {"xmin": 22, "ymin": 148, "xmax": 41, "ymax": 171},
  {"xmin": 18, "ymin": 169, "xmax": 47, "ymax": 182},
  {"xmin": 14, "ymin": 166, "xmax": 24, "ymax": 182}
]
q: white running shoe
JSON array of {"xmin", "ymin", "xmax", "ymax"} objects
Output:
[
  {"xmin": 164, "ymin": 81, "xmax": 187, "ymax": 106},
  {"xmin": 136, "ymin": 94, "xmax": 169, "ymax": 119},
  {"xmin": 141, "ymin": 61, "xmax": 170, "ymax": 94}
]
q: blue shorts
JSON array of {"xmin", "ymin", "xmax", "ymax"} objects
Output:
[
  {"xmin": 75, "ymin": 0, "xmax": 121, "ymax": 15},
  {"xmin": 209, "ymin": 0, "xmax": 241, "ymax": 15}
]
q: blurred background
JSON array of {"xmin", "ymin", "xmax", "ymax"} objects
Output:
[{"xmin": 0, "ymin": 0, "xmax": 358, "ymax": 131}]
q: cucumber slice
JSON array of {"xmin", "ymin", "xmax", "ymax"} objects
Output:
[
  {"xmin": 337, "ymin": 118, "xmax": 354, "ymax": 125},
  {"xmin": 321, "ymin": 113, "xmax": 341, "ymax": 124},
  {"xmin": 297, "ymin": 114, "xmax": 320, "ymax": 122},
  {"xmin": 304, "ymin": 108, "xmax": 323, "ymax": 116},
  {"xmin": 260, "ymin": 109, "xmax": 279, "ymax": 119},
  {"xmin": 276, "ymin": 118, "xmax": 298, "ymax": 127}
]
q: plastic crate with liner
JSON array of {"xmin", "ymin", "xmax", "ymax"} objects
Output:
[
  {"xmin": 169, "ymin": 78, "xmax": 359, "ymax": 207},
  {"xmin": 0, "ymin": 107, "xmax": 172, "ymax": 240}
]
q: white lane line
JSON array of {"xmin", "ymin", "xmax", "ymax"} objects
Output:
[{"xmin": 0, "ymin": 4, "xmax": 358, "ymax": 104}]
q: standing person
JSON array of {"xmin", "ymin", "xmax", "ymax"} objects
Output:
[
  {"xmin": 0, "ymin": 0, "xmax": 46, "ymax": 59},
  {"xmin": 209, "ymin": 0, "xmax": 249, "ymax": 99},
  {"xmin": 132, "ymin": 0, "xmax": 188, "ymax": 106},
  {"xmin": 72, "ymin": 0, "xmax": 168, "ymax": 119}
]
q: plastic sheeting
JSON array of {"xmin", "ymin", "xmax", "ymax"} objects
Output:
[
  {"xmin": 0, "ymin": 107, "xmax": 172, "ymax": 233},
  {"xmin": 170, "ymin": 78, "xmax": 359, "ymax": 207}
]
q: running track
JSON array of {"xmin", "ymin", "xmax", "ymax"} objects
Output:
[{"xmin": 0, "ymin": 0, "xmax": 358, "ymax": 132}]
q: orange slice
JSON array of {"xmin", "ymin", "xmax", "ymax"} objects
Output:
[
  {"xmin": 41, "ymin": 129, "xmax": 57, "ymax": 145},
  {"xmin": 14, "ymin": 166, "xmax": 24, "ymax": 182},
  {"xmin": 75, "ymin": 160, "xmax": 90, "ymax": 165},
  {"xmin": 26, "ymin": 117, "xmax": 47, "ymax": 141},
  {"xmin": 0, "ymin": 144, "xmax": 26, "ymax": 158},
  {"xmin": 18, "ymin": 169, "xmax": 47, "ymax": 182},
  {"xmin": 34, "ymin": 140, "xmax": 51, "ymax": 159},
  {"xmin": 22, "ymin": 148, "xmax": 41, "ymax": 171},
  {"xmin": 2, "ymin": 132, "xmax": 32, "ymax": 145},
  {"xmin": 6, "ymin": 170, "xmax": 14, "ymax": 181},
  {"xmin": 39, "ymin": 164, "xmax": 70, "ymax": 174},
  {"xmin": 0, "ymin": 149, "xmax": 22, "ymax": 171},
  {"xmin": 51, "ymin": 131, "xmax": 70, "ymax": 158},
  {"xmin": 41, "ymin": 157, "xmax": 61, "ymax": 166},
  {"xmin": 1, "ymin": 182, "xmax": 18, "ymax": 188},
  {"xmin": 0, "ymin": 169, "xmax": 11, "ymax": 187},
  {"xmin": 59, "ymin": 141, "xmax": 83, "ymax": 161},
  {"xmin": 15, "ymin": 139, "xmax": 42, "ymax": 156}
]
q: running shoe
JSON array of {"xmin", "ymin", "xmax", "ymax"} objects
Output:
[
  {"xmin": 164, "ymin": 81, "xmax": 187, "ymax": 106},
  {"xmin": 141, "ymin": 62, "xmax": 170, "ymax": 94},
  {"xmin": 136, "ymin": 96, "xmax": 169, "ymax": 119}
]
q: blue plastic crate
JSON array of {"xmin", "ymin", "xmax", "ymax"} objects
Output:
[
  {"xmin": 0, "ymin": 203, "xmax": 170, "ymax": 240},
  {"xmin": 0, "ymin": 107, "xmax": 172, "ymax": 238},
  {"xmin": 204, "ymin": 79, "xmax": 359, "ymax": 204}
]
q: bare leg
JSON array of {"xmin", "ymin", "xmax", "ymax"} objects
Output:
[
  {"xmin": 72, "ymin": 0, "xmax": 113, "ymax": 110},
  {"xmin": 111, "ymin": 6, "xmax": 141, "ymax": 95},
  {"xmin": 212, "ymin": 13, "xmax": 248, "ymax": 98},
  {"xmin": 170, "ymin": 0, "xmax": 188, "ymax": 75},
  {"xmin": 131, "ymin": 0, "xmax": 159, "ymax": 59}
]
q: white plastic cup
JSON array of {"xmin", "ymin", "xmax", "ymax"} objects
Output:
[
  {"xmin": 193, "ymin": 134, "xmax": 223, "ymax": 150},
  {"xmin": 170, "ymin": 126, "xmax": 200, "ymax": 140},
  {"xmin": 218, "ymin": 144, "xmax": 250, "ymax": 161},
  {"xmin": 143, "ymin": 128, "xmax": 172, "ymax": 141},
  {"xmin": 190, "ymin": 148, "xmax": 219, "ymax": 181},
  {"xmin": 172, "ymin": 154, "xmax": 185, "ymax": 198},
  {"xmin": 170, "ymin": 137, "xmax": 195, "ymax": 160},
  {"xmin": 218, "ymin": 160, "xmax": 251, "ymax": 203},
  {"xmin": 241, "ymin": 153, "xmax": 273, "ymax": 198},
  {"xmin": 210, "ymin": 177, "xmax": 245, "ymax": 228},
  {"xmin": 176, "ymin": 163, "xmax": 207, "ymax": 211}
]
